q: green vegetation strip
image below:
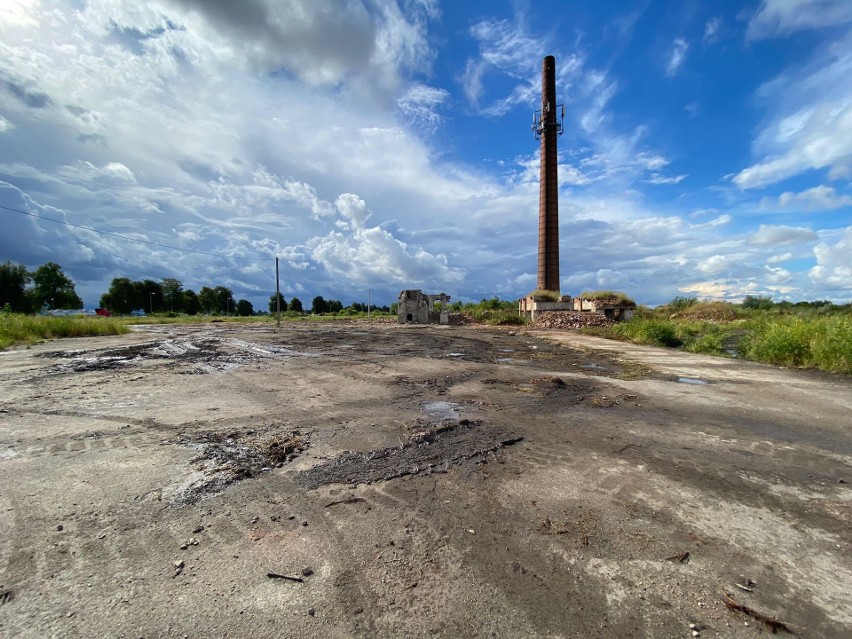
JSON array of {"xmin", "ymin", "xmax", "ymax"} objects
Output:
[
  {"xmin": 0, "ymin": 313, "xmax": 128, "ymax": 350},
  {"xmin": 581, "ymin": 299, "xmax": 851, "ymax": 375}
]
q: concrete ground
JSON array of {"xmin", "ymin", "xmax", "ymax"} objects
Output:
[{"xmin": 0, "ymin": 321, "xmax": 849, "ymax": 638}]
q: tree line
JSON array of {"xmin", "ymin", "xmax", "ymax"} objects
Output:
[
  {"xmin": 100, "ymin": 277, "xmax": 252, "ymax": 315},
  {"xmin": 2, "ymin": 260, "xmax": 393, "ymax": 317},
  {"xmin": 1, "ymin": 261, "xmax": 82, "ymax": 312}
]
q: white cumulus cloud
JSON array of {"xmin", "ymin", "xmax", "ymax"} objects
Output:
[
  {"xmin": 733, "ymin": 31, "xmax": 852, "ymax": 188},
  {"xmin": 809, "ymin": 227, "xmax": 852, "ymax": 289},
  {"xmin": 760, "ymin": 185, "xmax": 852, "ymax": 211},
  {"xmin": 749, "ymin": 224, "xmax": 818, "ymax": 245}
]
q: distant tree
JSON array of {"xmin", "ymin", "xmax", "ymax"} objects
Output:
[
  {"xmin": 269, "ymin": 292, "xmax": 287, "ymax": 314},
  {"xmin": 161, "ymin": 278, "xmax": 184, "ymax": 312},
  {"xmin": 214, "ymin": 286, "xmax": 234, "ymax": 315},
  {"xmin": 0, "ymin": 261, "xmax": 31, "ymax": 312},
  {"xmin": 327, "ymin": 299, "xmax": 343, "ymax": 313},
  {"xmin": 289, "ymin": 296, "xmax": 303, "ymax": 313},
  {"xmin": 390, "ymin": 302, "xmax": 399, "ymax": 315},
  {"xmin": 199, "ymin": 287, "xmax": 218, "ymax": 314},
  {"xmin": 183, "ymin": 289, "xmax": 200, "ymax": 315},
  {"xmin": 136, "ymin": 279, "xmax": 163, "ymax": 313},
  {"xmin": 742, "ymin": 295, "xmax": 774, "ymax": 311},
  {"xmin": 100, "ymin": 277, "xmax": 136, "ymax": 314},
  {"xmin": 311, "ymin": 296, "xmax": 328, "ymax": 314},
  {"xmin": 236, "ymin": 299, "xmax": 253, "ymax": 316},
  {"xmin": 32, "ymin": 262, "xmax": 82, "ymax": 310}
]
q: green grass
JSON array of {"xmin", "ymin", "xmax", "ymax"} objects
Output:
[
  {"xmin": 582, "ymin": 305, "xmax": 851, "ymax": 375},
  {"xmin": 740, "ymin": 315, "xmax": 851, "ymax": 374},
  {"xmin": 0, "ymin": 313, "xmax": 129, "ymax": 350},
  {"xmin": 467, "ymin": 308, "xmax": 527, "ymax": 325},
  {"xmin": 596, "ymin": 318, "xmax": 681, "ymax": 347}
]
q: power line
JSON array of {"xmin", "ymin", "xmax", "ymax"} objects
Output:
[
  {"xmin": 1, "ymin": 202, "xmax": 526, "ymax": 301},
  {"xmin": 0, "ymin": 203, "xmax": 264, "ymax": 262}
]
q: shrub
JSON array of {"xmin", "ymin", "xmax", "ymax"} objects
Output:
[
  {"xmin": 611, "ymin": 318, "xmax": 680, "ymax": 347},
  {"xmin": 527, "ymin": 289, "xmax": 560, "ymax": 301},
  {"xmin": 741, "ymin": 315, "xmax": 851, "ymax": 373},
  {"xmin": 668, "ymin": 296, "xmax": 698, "ymax": 312},
  {"xmin": 579, "ymin": 290, "xmax": 636, "ymax": 307},
  {"xmin": 742, "ymin": 295, "xmax": 774, "ymax": 310}
]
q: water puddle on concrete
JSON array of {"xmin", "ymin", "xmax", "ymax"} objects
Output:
[
  {"xmin": 421, "ymin": 400, "xmax": 461, "ymax": 421},
  {"xmin": 677, "ymin": 377, "xmax": 709, "ymax": 385}
]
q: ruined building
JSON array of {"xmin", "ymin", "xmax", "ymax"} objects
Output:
[{"xmin": 397, "ymin": 290, "xmax": 451, "ymax": 324}]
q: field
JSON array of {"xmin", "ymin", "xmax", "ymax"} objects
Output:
[{"xmin": 0, "ymin": 321, "xmax": 850, "ymax": 638}]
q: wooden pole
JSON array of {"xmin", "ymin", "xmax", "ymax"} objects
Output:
[{"xmin": 275, "ymin": 257, "xmax": 281, "ymax": 333}]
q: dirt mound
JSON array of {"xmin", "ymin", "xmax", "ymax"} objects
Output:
[
  {"xmin": 533, "ymin": 311, "xmax": 614, "ymax": 330},
  {"xmin": 673, "ymin": 302, "xmax": 740, "ymax": 322}
]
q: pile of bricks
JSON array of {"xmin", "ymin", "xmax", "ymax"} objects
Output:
[{"xmin": 533, "ymin": 311, "xmax": 614, "ymax": 330}]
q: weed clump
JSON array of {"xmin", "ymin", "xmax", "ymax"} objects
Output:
[
  {"xmin": 0, "ymin": 313, "xmax": 128, "ymax": 350},
  {"xmin": 578, "ymin": 290, "xmax": 636, "ymax": 307}
]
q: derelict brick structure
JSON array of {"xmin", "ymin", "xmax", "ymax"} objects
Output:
[{"xmin": 537, "ymin": 55, "xmax": 560, "ymax": 292}]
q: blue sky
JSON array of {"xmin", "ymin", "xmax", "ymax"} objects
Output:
[{"xmin": 0, "ymin": 0, "xmax": 850, "ymax": 308}]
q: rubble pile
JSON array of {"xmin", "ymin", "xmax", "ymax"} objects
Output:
[{"xmin": 533, "ymin": 311, "xmax": 614, "ymax": 330}]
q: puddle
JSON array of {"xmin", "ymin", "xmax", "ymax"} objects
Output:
[
  {"xmin": 421, "ymin": 400, "xmax": 461, "ymax": 421},
  {"xmin": 446, "ymin": 352, "xmax": 464, "ymax": 358},
  {"xmin": 677, "ymin": 377, "xmax": 708, "ymax": 385},
  {"xmin": 497, "ymin": 358, "xmax": 515, "ymax": 364},
  {"xmin": 581, "ymin": 363, "xmax": 607, "ymax": 370}
]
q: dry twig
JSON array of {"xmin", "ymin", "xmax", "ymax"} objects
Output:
[
  {"xmin": 666, "ymin": 551, "xmax": 690, "ymax": 563},
  {"xmin": 324, "ymin": 497, "xmax": 366, "ymax": 508},
  {"xmin": 267, "ymin": 572, "xmax": 304, "ymax": 583},
  {"xmin": 722, "ymin": 591, "xmax": 795, "ymax": 635}
]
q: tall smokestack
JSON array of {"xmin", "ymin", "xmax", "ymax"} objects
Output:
[{"xmin": 537, "ymin": 55, "xmax": 560, "ymax": 292}]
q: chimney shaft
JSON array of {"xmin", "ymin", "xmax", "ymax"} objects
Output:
[{"xmin": 537, "ymin": 55, "xmax": 560, "ymax": 292}]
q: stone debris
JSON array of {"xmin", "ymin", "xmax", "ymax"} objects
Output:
[{"xmin": 533, "ymin": 311, "xmax": 614, "ymax": 330}]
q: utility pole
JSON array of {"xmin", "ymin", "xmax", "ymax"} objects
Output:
[
  {"xmin": 149, "ymin": 292, "xmax": 153, "ymax": 315},
  {"xmin": 367, "ymin": 288, "xmax": 371, "ymax": 320},
  {"xmin": 275, "ymin": 257, "xmax": 281, "ymax": 333}
]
